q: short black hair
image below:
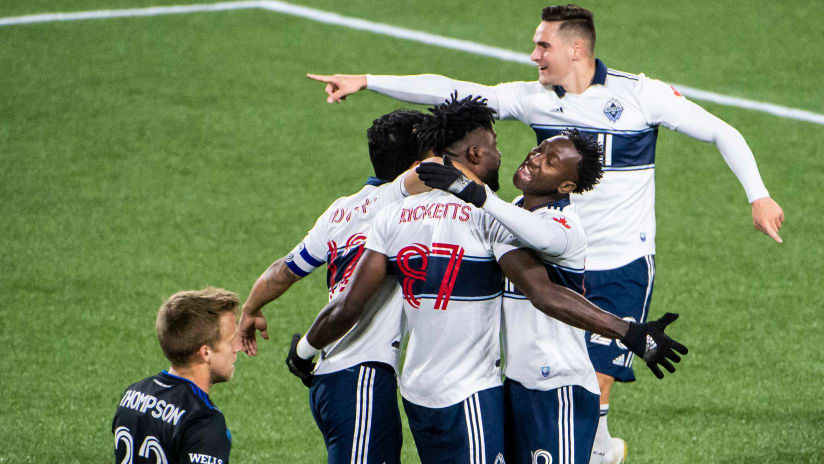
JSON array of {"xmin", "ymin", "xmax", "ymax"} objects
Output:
[
  {"xmin": 541, "ymin": 4, "xmax": 596, "ymax": 53},
  {"xmin": 562, "ymin": 129, "xmax": 603, "ymax": 193},
  {"xmin": 367, "ymin": 109, "xmax": 427, "ymax": 181},
  {"xmin": 416, "ymin": 92, "xmax": 497, "ymax": 155}
]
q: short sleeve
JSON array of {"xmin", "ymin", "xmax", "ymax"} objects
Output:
[
  {"xmin": 284, "ymin": 204, "xmax": 334, "ymax": 277},
  {"xmin": 178, "ymin": 412, "xmax": 232, "ymax": 464},
  {"xmin": 636, "ymin": 75, "xmax": 691, "ymax": 130}
]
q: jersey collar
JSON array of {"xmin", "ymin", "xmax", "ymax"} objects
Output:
[
  {"xmin": 552, "ymin": 58, "xmax": 608, "ymax": 98},
  {"xmin": 516, "ymin": 195, "xmax": 571, "ymax": 212},
  {"xmin": 160, "ymin": 370, "xmax": 217, "ymax": 410},
  {"xmin": 365, "ymin": 176, "xmax": 389, "ymax": 186}
]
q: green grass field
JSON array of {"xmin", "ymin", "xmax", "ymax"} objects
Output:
[{"xmin": 1, "ymin": 1, "xmax": 822, "ymax": 462}]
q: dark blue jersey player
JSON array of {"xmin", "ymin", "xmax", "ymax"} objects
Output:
[{"xmin": 113, "ymin": 287, "xmax": 240, "ymax": 464}]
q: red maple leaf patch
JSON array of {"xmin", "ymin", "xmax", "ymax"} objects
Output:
[
  {"xmin": 553, "ymin": 217, "xmax": 571, "ymax": 229},
  {"xmin": 670, "ymin": 85, "xmax": 682, "ymax": 97}
]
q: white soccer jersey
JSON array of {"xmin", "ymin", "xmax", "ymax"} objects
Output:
[
  {"xmin": 368, "ymin": 59, "xmax": 769, "ymax": 270},
  {"xmin": 285, "ymin": 176, "xmax": 406, "ymax": 375},
  {"xmin": 366, "ymin": 189, "xmax": 519, "ymax": 408},
  {"xmin": 500, "ymin": 196, "xmax": 599, "ymax": 394}
]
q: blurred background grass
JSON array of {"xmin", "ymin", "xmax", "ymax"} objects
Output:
[{"xmin": 1, "ymin": 1, "xmax": 822, "ymax": 462}]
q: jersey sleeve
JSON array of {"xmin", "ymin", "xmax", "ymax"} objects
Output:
[
  {"xmin": 636, "ymin": 75, "xmax": 691, "ymax": 130},
  {"xmin": 366, "ymin": 75, "xmax": 532, "ymax": 121},
  {"xmin": 477, "ymin": 212, "xmax": 524, "ymax": 261},
  {"xmin": 481, "ymin": 188, "xmax": 570, "ymax": 256},
  {"xmin": 178, "ymin": 412, "xmax": 231, "ymax": 464},
  {"xmin": 284, "ymin": 203, "xmax": 334, "ymax": 277}
]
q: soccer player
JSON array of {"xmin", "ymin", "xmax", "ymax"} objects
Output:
[
  {"xmin": 418, "ymin": 130, "xmax": 606, "ymax": 463},
  {"xmin": 305, "ymin": 5, "xmax": 784, "ymax": 462},
  {"xmin": 288, "ymin": 95, "xmax": 686, "ymax": 464},
  {"xmin": 112, "ymin": 287, "xmax": 240, "ymax": 464},
  {"xmin": 239, "ymin": 109, "xmax": 428, "ymax": 464}
]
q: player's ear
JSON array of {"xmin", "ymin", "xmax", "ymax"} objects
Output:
[
  {"xmin": 558, "ymin": 180, "xmax": 577, "ymax": 194},
  {"xmin": 197, "ymin": 344, "xmax": 210, "ymax": 363},
  {"xmin": 466, "ymin": 145, "xmax": 482, "ymax": 165}
]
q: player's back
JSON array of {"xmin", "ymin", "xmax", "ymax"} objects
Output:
[
  {"xmin": 113, "ymin": 370, "xmax": 230, "ymax": 464},
  {"xmin": 285, "ymin": 178, "xmax": 407, "ymax": 375},
  {"xmin": 366, "ymin": 189, "xmax": 518, "ymax": 408}
]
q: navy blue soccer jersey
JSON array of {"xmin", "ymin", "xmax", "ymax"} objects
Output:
[{"xmin": 112, "ymin": 370, "xmax": 231, "ymax": 464}]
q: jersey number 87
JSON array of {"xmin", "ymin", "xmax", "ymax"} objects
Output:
[{"xmin": 396, "ymin": 243, "xmax": 465, "ymax": 310}]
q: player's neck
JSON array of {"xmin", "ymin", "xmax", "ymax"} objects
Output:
[
  {"xmin": 557, "ymin": 58, "xmax": 596, "ymax": 95},
  {"xmin": 522, "ymin": 192, "xmax": 567, "ymax": 210},
  {"xmin": 168, "ymin": 365, "xmax": 212, "ymax": 394}
]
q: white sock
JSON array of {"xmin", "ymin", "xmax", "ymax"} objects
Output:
[{"xmin": 589, "ymin": 404, "xmax": 612, "ymax": 464}]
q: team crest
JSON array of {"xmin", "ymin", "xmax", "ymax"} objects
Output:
[
  {"xmin": 541, "ymin": 366, "xmax": 550, "ymax": 377},
  {"xmin": 603, "ymin": 98, "xmax": 623, "ymax": 122}
]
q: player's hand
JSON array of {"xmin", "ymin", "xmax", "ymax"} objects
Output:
[
  {"xmin": 620, "ymin": 313, "xmax": 688, "ymax": 379},
  {"xmin": 237, "ymin": 309, "xmax": 269, "ymax": 357},
  {"xmin": 306, "ymin": 73, "xmax": 367, "ymax": 103},
  {"xmin": 286, "ymin": 333, "xmax": 315, "ymax": 387},
  {"xmin": 416, "ymin": 156, "xmax": 487, "ymax": 207},
  {"xmin": 751, "ymin": 197, "xmax": 784, "ymax": 243}
]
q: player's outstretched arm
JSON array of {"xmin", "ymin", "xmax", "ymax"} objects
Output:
[
  {"xmin": 751, "ymin": 197, "xmax": 784, "ymax": 243},
  {"xmin": 306, "ymin": 73, "xmax": 367, "ymax": 103},
  {"xmin": 239, "ymin": 257, "xmax": 302, "ymax": 356},
  {"xmin": 499, "ymin": 249, "xmax": 688, "ymax": 378},
  {"xmin": 285, "ymin": 250, "xmax": 390, "ymax": 386}
]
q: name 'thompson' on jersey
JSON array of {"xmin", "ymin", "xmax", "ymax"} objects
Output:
[
  {"xmin": 366, "ymin": 189, "xmax": 519, "ymax": 408},
  {"xmin": 112, "ymin": 370, "xmax": 230, "ymax": 464}
]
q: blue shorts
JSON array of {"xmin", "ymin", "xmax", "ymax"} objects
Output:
[
  {"xmin": 309, "ymin": 362, "xmax": 402, "ymax": 464},
  {"xmin": 504, "ymin": 379, "xmax": 599, "ymax": 464},
  {"xmin": 584, "ymin": 255, "xmax": 655, "ymax": 382},
  {"xmin": 402, "ymin": 386, "xmax": 505, "ymax": 464}
]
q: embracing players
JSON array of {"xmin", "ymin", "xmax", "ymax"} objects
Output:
[
  {"xmin": 288, "ymin": 95, "xmax": 686, "ymax": 464},
  {"xmin": 306, "ymin": 5, "xmax": 783, "ymax": 462}
]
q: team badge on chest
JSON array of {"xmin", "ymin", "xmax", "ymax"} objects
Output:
[{"xmin": 603, "ymin": 98, "xmax": 624, "ymax": 122}]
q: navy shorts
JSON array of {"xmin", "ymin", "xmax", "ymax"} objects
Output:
[
  {"xmin": 309, "ymin": 362, "xmax": 402, "ymax": 464},
  {"xmin": 504, "ymin": 379, "xmax": 599, "ymax": 464},
  {"xmin": 402, "ymin": 386, "xmax": 505, "ymax": 464},
  {"xmin": 584, "ymin": 255, "xmax": 655, "ymax": 382}
]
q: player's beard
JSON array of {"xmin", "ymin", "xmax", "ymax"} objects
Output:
[{"xmin": 483, "ymin": 169, "xmax": 500, "ymax": 192}]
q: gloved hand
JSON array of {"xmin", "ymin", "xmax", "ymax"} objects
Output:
[
  {"xmin": 620, "ymin": 312, "xmax": 688, "ymax": 379},
  {"xmin": 285, "ymin": 333, "xmax": 315, "ymax": 387},
  {"xmin": 415, "ymin": 155, "xmax": 487, "ymax": 207}
]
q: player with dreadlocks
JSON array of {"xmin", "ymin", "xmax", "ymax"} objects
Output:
[
  {"xmin": 416, "ymin": 130, "xmax": 610, "ymax": 463},
  {"xmin": 288, "ymin": 94, "xmax": 688, "ymax": 463}
]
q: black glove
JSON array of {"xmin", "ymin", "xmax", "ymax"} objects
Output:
[
  {"xmin": 415, "ymin": 156, "xmax": 487, "ymax": 207},
  {"xmin": 285, "ymin": 333, "xmax": 315, "ymax": 387},
  {"xmin": 620, "ymin": 312, "xmax": 688, "ymax": 379}
]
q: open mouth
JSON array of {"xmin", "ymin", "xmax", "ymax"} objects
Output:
[{"xmin": 516, "ymin": 165, "xmax": 533, "ymax": 182}]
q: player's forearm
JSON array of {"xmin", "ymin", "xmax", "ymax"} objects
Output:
[
  {"xmin": 483, "ymin": 190, "xmax": 567, "ymax": 255},
  {"xmin": 530, "ymin": 285, "xmax": 629, "ymax": 339},
  {"xmin": 305, "ymin": 297, "xmax": 358, "ymax": 349},
  {"xmin": 242, "ymin": 258, "xmax": 301, "ymax": 315},
  {"xmin": 367, "ymin": 74, "xmax": 500, "ymax": 112},
  {"xmin": 675, "ymin": 101, "xmax": 769, "ymax": 202}
]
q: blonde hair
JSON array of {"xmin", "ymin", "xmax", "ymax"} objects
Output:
[{"xmin": 156, "ymin": 287, "xmax": 239, "ymax": 367}]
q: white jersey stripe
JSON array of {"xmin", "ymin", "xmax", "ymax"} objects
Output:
[
  {"xmin": 463, "ymin": 399, "xmax": 475, "ymax": 464},
  {"xmin": 362, "ymin": 367, "xmax": 375, "ymax": 463},
  {"xmin": 557, "ymin": 388, "xmax": 564, "ymax": 464},
  {"xmin": 473, "ymin": 394, "xmax": 487, "ymax": 464},
  {"xmin": 568, "ymin": 387, "xmax": 575, "ymax": 464}
]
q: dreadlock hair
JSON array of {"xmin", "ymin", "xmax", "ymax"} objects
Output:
[
  {"xmin": 562, "ymin": 129, "xmax": 604, "ymax": 193},
  {"xmin": 415, "ymin": 91, "xmax": 497, "ymax": 156},
  {"xmin": 541, "ymin": 5, "xmax": 596, "ymax": 54},
  {"xmin": 367, "ymin": 109, "xmax": 428, "ymax": 181}
]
